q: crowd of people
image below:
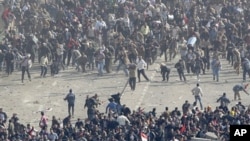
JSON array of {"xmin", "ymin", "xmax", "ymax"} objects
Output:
[
  {"xmin": 0, "ymin": 0, "xmax": 250, "ymax": 140},
  {"xmin": 1, "ymin": 91, "xmax": 250, "ymax": 141}
]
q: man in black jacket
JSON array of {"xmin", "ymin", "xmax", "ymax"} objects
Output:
[
  {"xmin": 160, "ymin": 63, "xmax": 171, "ymax": 82},
  {"xmin": 5, "ymin": 49, "xmax": 14, "ymax": 76},
  {"xmin": 64, "ymin": 89, "xmax": 75, "ymax": 117},
  {"xmin": 62, "ymin": 115, "xmax": 71, "ymax": 126},
  {"xmin": 175, "ymin": 59, "xmax": 186, "ymax": 81},
  {"xmin": 217, "ymin": 93, "xmax": 230, "ymax": 111}
]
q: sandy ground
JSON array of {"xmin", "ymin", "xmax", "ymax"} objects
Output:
[{"xmin": 0, "ymin": 54, "xmax": 250, "ymax": 129}]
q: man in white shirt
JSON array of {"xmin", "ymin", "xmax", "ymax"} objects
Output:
[
  {"xmin": 170, "ymin": 136, "xmax": 179, "ymax": 141},
  {"xmin": 94, "ymin": 17, "xmax": 107, "ymax": 32},
  {"xmin": 191, "ymin": 83, "xmax": 203, "ymax": 110},
  {"xmin": 94, "ymin": 17, "xmax": 107, "ymax": 45},
  {"xmin": 116, "ymin": 114, "xmax": 130, "ymax": 126},
  {"xmin": 137, "ymin": 56, "xmax": 149, "ymax": 82},
  {"xmin": 40, "ymin": 55, "xmax": 48, "ymax": 78},
  {"xmin": 123, "ymin": 14, "xmax": 130, "ymax": 28}
]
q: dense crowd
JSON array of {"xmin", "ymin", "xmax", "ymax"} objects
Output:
[
  {"xmin": 1, "ymin": 0, "xmax": 250, "ymax": 140},
  {"xmin": 1, "ymin": 94, "xmax": 250, "ymax": 141}
]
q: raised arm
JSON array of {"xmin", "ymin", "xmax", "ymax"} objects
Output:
[
  {"xmin": 16, "ymin": 52, "xmax": 26, "ymax": 59},
  {"xmin": 243, "ymin": 89, "xmax": 249, "ymax": 95}
]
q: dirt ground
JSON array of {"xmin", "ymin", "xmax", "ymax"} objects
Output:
[{"xmin": 0, "ymin": 55, "xmax": 250, "ymax": 129}]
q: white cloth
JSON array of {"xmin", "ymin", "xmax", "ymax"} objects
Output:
[
  {"xmin": 95, "ymin": 20, "xmax": 107, "ymax": 30},
  {"xmin": 117, "ymin": 0, "xmax": 126, "ymax": 4},
  {"xmin": 40, "ymin": 56, "xmax": 48, "ymax": 67},
  {"xmin": 170, "ymin": 139, "xmax": 179, "ymax": 141},
  {"xmin": 56, "ymin": 44, "xmax": 64, "ymax": 56},
  {"xmin": 22, "ymin": 4, "xmax": 30, "ymax": 12},
  {"xmin": 117, "ymin": 115, "xmax": 130, "ymax": 126},
  {"xmin": 88, "ymin": 26, "xmax": 95, "ymax": 37},
  {"xmin": 144, "ymin": 9, "xmax": 152, "ymax": 17},
  {"xmin": 137, "ymin": 59, "xmax": 147, "ymax": 70},
  {"xmin": 123, "ymin": 17, "xmax": 130, "ymax": 27},
  {"xmin": 72, "ymin": 49, "xmax": 82, "ymax": 60},
  {"xmin": 179, "ymin": 40, "xmax": 187, "ymax": 57}
]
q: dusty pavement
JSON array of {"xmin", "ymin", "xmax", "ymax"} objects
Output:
[
  {"xmin": 121, "ymin": 58, "xmax": 250, "ymax": 113},
  {"xmin": 0, "ymin": 54, "xmax": 250, "ymax": 129},
  {"xmin": 0, "ymin": 63, "xmax": 128, "ymax": 127}
]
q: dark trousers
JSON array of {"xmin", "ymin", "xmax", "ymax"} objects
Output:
[
  {"xmin": 186, "ymin": 62, "xmax": 194, "ymax": 73},
  {"xmin": 243, "ymin": 69, "xmax": 250, "ymax": 81},
  {"xmin": 21, "ymin": 66, "xmax": 31, "ymax": 82},
  {"xmin": 195, "ymin": 67, "xmax": 201, "ymax": 78},
  {"xmin": 79, "ymin": 62, "xmax": 86, "ymax": 72},
  {"xmin": 6, "ymin": 62, "xmax": 14, "ymax": 75},
  {"xmin": 67, "ymin": 49, "xmax": 73, "ymax": 66},
  {"xmin": 160, "ymin": 49, "xmax": 168, "ymax": 61},
  {"xmin": 205, "ymin": 57, "xmax": 210, "ymax": 70},
  {"xmin": 105, "ymin": 59, "xmax": 112, "ymax": 73},
  {"xmin": 162, "ymin": 70, "xmax": 170, "ymax": 81},
  {"xmin": 31, "ymin": 53, "xmax": 35, "ymax": 63},
  {"xmin": 68, "ymin": 104, "xmax": 74, "ymax": 116},
  {"xmin": 227, "ymin": 52, "xmax": 234, "ymax": 66},
  {"xmin": 129, "ymin": 77, "xmax": 136, "ymax": 90},
  {"xmin": 137, "ymin": 69, "xmax": 149, "ymax": 82},
  {"xmin": 87, "ymin": 57, "xmax": 95, "ymax": 70},
  {"xmin": 63, "ymin": 51, "xmax": 67, "ymax": 65},
  {"xmin": 40, "ymin": 66, "xmax": 47, "ymax": 77},
  {"xmin": 177, "ymin": 70, "xmax": 186, "ymax": 81},
  {"xmin": 201, "ymin": 57, "xmax": 208, "ymax": 73},
  {"xmin": 50, "ymin": 63, "xmax": 59, "ymax": 76},
  {"xmin": 128, "ymin": 54, "xmax": 137, "ymax": 63}
]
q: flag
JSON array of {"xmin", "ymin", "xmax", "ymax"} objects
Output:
[{"xmin": 141, "ymin": 132, "xmax": 148, "ymax": 141}]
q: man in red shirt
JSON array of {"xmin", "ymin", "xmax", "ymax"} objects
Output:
[
  {"xmin": 67, "ymin": 38, "xmax": 79, "ymax": 66},
  {"xmin": 39, "ymin": 111, "xmax": 48, "ymax": 130},
  {"xmin": 2, "ymin": 8, "xmax": 11, "ymax": 28}
]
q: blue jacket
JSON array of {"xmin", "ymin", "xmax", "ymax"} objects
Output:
[{"xmin": 65, "ymin": 93, "xmax": 75, "ymax": 105}]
